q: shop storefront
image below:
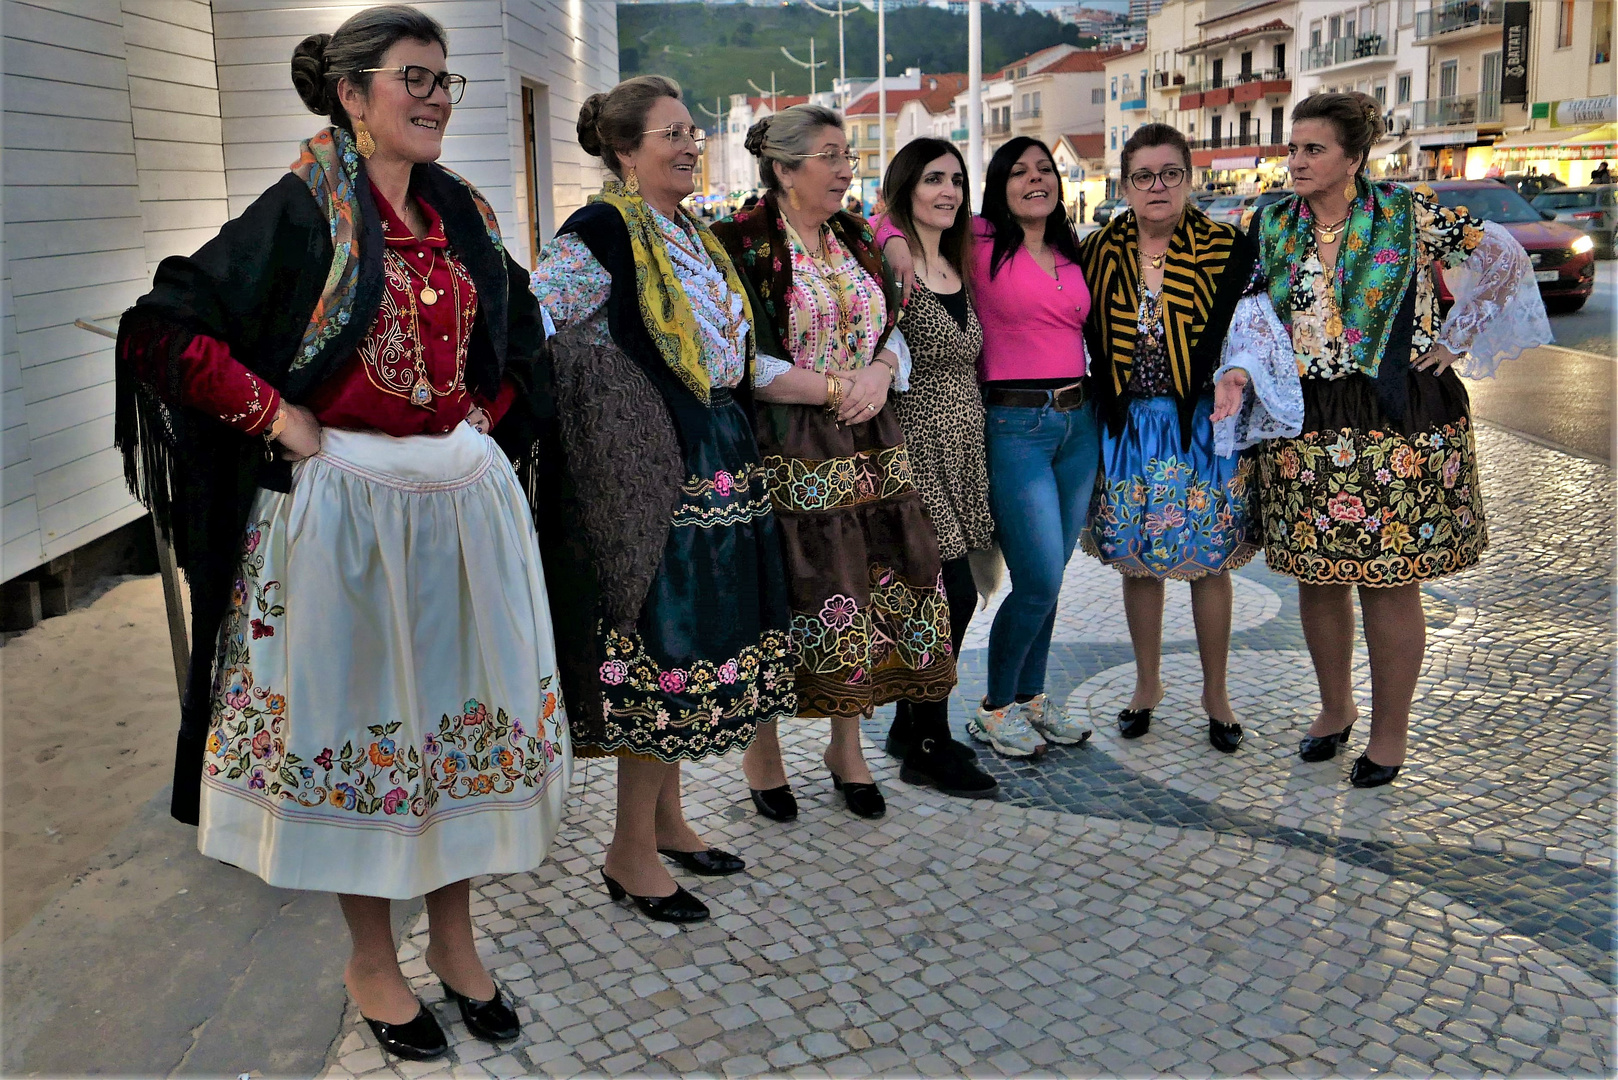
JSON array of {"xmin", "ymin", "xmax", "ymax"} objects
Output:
[
  {"xmin": 1482, "ymin": 97, "xmax": 1618, "ymax": 185},
  {"xmin": 1200, "ymin": 154, "xmax": 1288, "ymax": 194}
]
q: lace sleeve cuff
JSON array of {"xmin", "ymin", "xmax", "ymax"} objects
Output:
[
  {"xmin": 1213, "ymin": 293, "xmax": 1304, "ymax": 457},
  {"xmin": 1437, "ymin": 219, "xmax": 1553, "ymax": 379},
  {"xmin": 754, "ymin": 353, "xmax": 795, "ymax": 388},
  {"xmin": 883, "ymin": 327, "xmax": 912, "ymax": 392}
]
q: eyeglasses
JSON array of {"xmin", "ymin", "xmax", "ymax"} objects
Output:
[
  {"xmin": 642, "ymin": 123, "xmax": 707, "ymax": 150},
  {"xmin": 1128, "ymin": 166, "xmax": 1188, "ymax": 191},
  {"xmin": 793, "ymin": 150, "xmax": 861, "ymax": 170},
  {"xmin": 359, "ymin": 65, "xmax": 467, "ymax": 105}
]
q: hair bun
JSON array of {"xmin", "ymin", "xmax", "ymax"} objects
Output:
[
  {"xmin": 743, "ymin": 116, "xmax": 773, "ymax": 157},
  {"xmin": 576, "ymin": 93, "xmax": 606, "ymax": 157},
  {"xmin": 290, "ymin": 33, "xmax": 333, "ymax": 116}
]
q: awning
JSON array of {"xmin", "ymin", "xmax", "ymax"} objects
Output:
[
  {"xmin": 1492, "ymin": 126, "xmax": 1599, "ymax": 149},
  {"xmin": 1372, "ymin": 137, "xmax": 1412, "ymax": 159},
  {"xmin": 1212, "ymin": 155, "xmax": 1258, "ymax": 170},
  {"xmin": 1564, "ymin": 122, "xmax": 1618, "ymax": 145}
]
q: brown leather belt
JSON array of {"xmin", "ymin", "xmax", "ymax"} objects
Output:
[{"xmin": 981, "ymin": 383, "xmax": 1089, "ymax": 411}]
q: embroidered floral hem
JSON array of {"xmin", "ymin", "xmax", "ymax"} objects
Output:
[{"xmin": 1256, "ymin": 372, "xmax": 1487, "ymax": 586}]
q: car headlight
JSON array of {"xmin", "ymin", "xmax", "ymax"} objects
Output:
[{"xmin": 1571, "ymin": 235, "xmax": 1595, "ymax": 255}]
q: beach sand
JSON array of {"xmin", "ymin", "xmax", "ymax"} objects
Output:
[{"xmin": 1, "ymin": 576, "xmax": 182, "ymax": 938}]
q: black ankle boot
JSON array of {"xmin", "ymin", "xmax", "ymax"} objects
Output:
[
  {"xmin": 899, "ymin": 736, "xmax": 998, "ymax": 799},
  {"xmin": 885, "ymin": 703, "xmax": 915, "ymax": 760}
]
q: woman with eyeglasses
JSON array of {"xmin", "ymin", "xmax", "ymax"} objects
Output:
[
  {"xmin": 115, "ymin": 6, "xmax": 560, "ymax": 1060},
  {"xmin": 1076, "ymin": 124, "xmax": 1300, "ymax": 753},
  {"xmin": 528, "ymin": 76, "xmax": 794, "ymax": 923},
  {"xmin": 713, "ymin": 105, "xmax": 954, "ymax": 821}
]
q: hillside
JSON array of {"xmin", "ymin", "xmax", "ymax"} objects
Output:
[{"xmin": 618, "ymin": 2, "xmax": 1094, "ymax": 116}]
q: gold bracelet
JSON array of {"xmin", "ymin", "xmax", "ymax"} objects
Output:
[{"xmin": 824, "ymin": 372, "xmax": 844, "ymax": 415}]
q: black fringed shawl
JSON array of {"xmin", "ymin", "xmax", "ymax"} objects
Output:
[
  {"xmin": 1077, "ymin": 208, "xmax": 1256, "ymax": 450},
  {"xmin": 115, "ymin": 149, "xmax": 550, "ymax": 825}
]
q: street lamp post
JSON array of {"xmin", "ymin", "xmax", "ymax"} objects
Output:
[
  {"xmin": 781, "ymin": 40, "xmax": 826, "ymax": 98},
  {"xmin": 802, "ymin": 0, "xmax": 852, "ymax": 110}
]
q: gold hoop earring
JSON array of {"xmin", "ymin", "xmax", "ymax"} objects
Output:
[
  {"xmin": 624, "ymin": 167, "xmax": 640, "ymax": 196},
  {"xmin": 353, "ymin": 119, "xmax": 376, "ymax": 159}
]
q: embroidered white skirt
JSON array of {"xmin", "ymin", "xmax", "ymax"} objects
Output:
[{"xmin": 197, "ymin": 424, "xmax": 571, "ymax": 898}]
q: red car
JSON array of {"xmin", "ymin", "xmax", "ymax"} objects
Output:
[{"xmin": 1422, "ymin": 180, "xmax": 1596, "ymax": 313}]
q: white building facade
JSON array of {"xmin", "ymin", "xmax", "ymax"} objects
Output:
[{"xmin": 2, "ymin": 0, "xmax": 618, "ymax": 583}]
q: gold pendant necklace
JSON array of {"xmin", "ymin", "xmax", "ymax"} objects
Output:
[
  {"xmin": 1139, "ymin": 248, "xmax": 1167, "ymax": 270},
  {"xmin": 1313, "ymin": 215, "xmax": 1350, "ymax": 245},
  {"xmin": 397, "ymin": 246, "xmax": 440, "ymax": 305}
]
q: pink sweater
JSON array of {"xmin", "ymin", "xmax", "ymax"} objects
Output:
[{"xmin": 874, "ymin": 214, "xmax": 1089, "ymax": 382}]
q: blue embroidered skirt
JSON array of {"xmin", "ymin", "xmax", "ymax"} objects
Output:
[{"xmin": 1082, "ymin": 394, "xmax": 1259, "ymax": 581}]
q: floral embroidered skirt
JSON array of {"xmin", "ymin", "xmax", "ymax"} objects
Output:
[
  {"xmin": 1255, "ymin": 368, "xmax": 1487, "ymax": 586},
  {"xmin": 578, "ymin": 392, "xmax": 796, "ymax": 761},
  {"xmin": 756, "ymin": 400, "xmax": 957, "ymax": 719},
  {"xmin": 197, "ymin": 424, "xmax": 571, "ymax": 899},
  {"xmin": 1083, "ymin": 394, "xmax": 1260, "ymax": 581}
]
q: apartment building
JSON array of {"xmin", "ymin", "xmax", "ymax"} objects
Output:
[
  {"xmin": 852, "ymin": 72, "xmax": 969, "ymax": 187},
  {"xmin": 1051, "ymin": 132, "xmax": 1107, "ymax": 220},
  {"xmin": 1174, "ymin": 2, "xmax": 1299, "ymax": 192},
  {"xmin": 1297, "ymin": 0, "xmax": 1428, "ymax": 178},
  {"xmin": 711, "ymin": 93, "xmax": 811, "ymax": 200},
  {"xmin": 948, "ymin": 44, "xmax": 1092, "ymax": 166},
  {"xmin": 1402, "ymin": 0, "xmax": 1512, "ymax": 176},
  {"xmin": 2, "ymin": 0, "xmax": 617, "ymax": 585}
]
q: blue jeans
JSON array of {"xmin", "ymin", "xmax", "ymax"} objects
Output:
[{"xmin": 984, "ymin": 400, "xmax": 1101, "ymax": 707}]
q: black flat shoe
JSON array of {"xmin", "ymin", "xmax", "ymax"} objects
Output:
[
  {"xmin": 898, "ymin": 736, "xmax": 998, "ymax": 799},
  {"xmin": 658, "ymin": 847, "xmax": 746, "ymax": 875},
  {"xmin": 1118, "ymin": 707, "xmax": 1152, "ymax": 739},
  {"xmin": 442, "ymin": 982, "xmax": 520, "ymax": 1043},
  {"xmin": 830, "ymin": 770, "xmax": 886, "ymax": 818},
  {"xmin": 749, "ymin": 785, "xmax": 798, "ymax": 821},
  {"xmin": 1208, "ymin": 717, "xmax": 1243, "ymax": 754},
  {"xmin": 602, "ymin": 869, "xmax": 710, "ymax": 923},
  {"xmin": 1349, "ymin": 753, "xmax": 1402, "ymax": 788},
  {"xmin": 1298, "ymin": 722, "xmax": 1355, "ymax": 762},
  {"xmin": 363, "ymin": 1002, "xmax": 448, "ymax": 1061}
]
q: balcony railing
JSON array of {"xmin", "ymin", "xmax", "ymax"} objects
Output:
[
  {"xmin": 1012, "ymin": 107, "xmax": 1042, "ymax": 120},
  {"xmin": 1410, "ymin": 90, "xmax": 1502, "ymax": 128},
  {"xmin": 1152, "ymin": 71, "xmax": 1187, "ymax": 89},
  {"xmin": 1414, "ymin": 0, "xmax": 1503, "ymax": 41},
  {"xmin": 950, "ymin": 127, "xmax": 969, "ymax": 141},
  {"xmin": 1234, "ymin": 67, "xmax": 1289, "ymax": 84},
  {"xmin": 1193, "ymin": 132, "xmax": 1284, "ymax": 150},
  {"xmin": 1120, "ymin": 96, "xmax": 1147, "ymax": 111},
  {"xmin": 1302, "ymin": 34, "xmax": 1391, "ymax": 70},
  {"xmin": 990, "ymin": 120, "xmax": 1011, "ymax": 135}
]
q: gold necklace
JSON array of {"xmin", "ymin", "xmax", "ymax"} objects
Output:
[
  {"xmin": 1312, "ymin": 214, "xmax": 1351, "ymax": 245},
  {"xmin": 395, "ymin": 245, "xmax": 441, "ymax": 305},
  {"xmin": 389, "ymin": 250, "xmax": 465, "ymax": 406},
  {"xmin": 1139, "ymin": 247, "xmax": 1167, "ymax": 270}
]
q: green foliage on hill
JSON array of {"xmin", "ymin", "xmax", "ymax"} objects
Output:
[{"xmin": 618, "ymin": 2, "xmax": 1096, "ymax": 117}]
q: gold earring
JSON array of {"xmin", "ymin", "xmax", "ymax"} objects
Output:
[
  {"xmin": 785, "ymin": 185, "xmax": 803, "ymax": 212},
  {"xmin": 624, "ymin": 166, "xmax": 640, "ymax": 196},
  {"xmin": 1344, "ymin": 176, "xmax": 1358, "ymax": 202},
  {"xmin": 353, "ymin": 118, "xmax": 376, "ymax": 159}
]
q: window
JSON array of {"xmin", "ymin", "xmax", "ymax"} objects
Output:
[
  {"xmin": 1274, "ymin": 43, "xmax": 1286, "ymax": 71},
  {"xmin": 1398, "ymin": 0, "xmax": 1414, "ymax": 27},
  {"xmin": 1121, "ymin": 125, "xmax": 1129, "ymax": 143},
  {"xmin": 867, "ymin": 154, "xmax": 880, "ymax": 171},
  {"xmin": 1310, "ymin": 22, "xmax": 1322, "ymax": 48},
  {"xmin": 1092, "ymin": 87, "xmax": 1105, "ymax": 104},
  {"xmin": 1396, "ymin": 72, "xmax": 1411, "ymax": 104},
  {"xmin": 1111, "ymin": 77, "xmax": 1118, "ymax": 100},
  {"xmin": 1270, "ymin": 105, "xmax": 1283, "ymax": 144},
  {"xmin": 867, "ymin": 124, "xmax": 879, "ymax": 140},
  {"xmin": 1110, "ymin": 126, "xmax": 1117, "ymax": 148},
  {"xmin": 1439, "ymin": 59, "xmax": 1458, "ymax": 99},
  {"xmin": 1329, "ymin": 15, "xmax": 1341, "ymax": 40},
  {"xmin": 1557, "ymin": 0, "xmax": 1574, "ymax": 48},
  {"xmin": 1211, "ymin": 114, "xmax": 1223, "ymax": 143},
  {"xmin": 1373, "ymin": 80, "xmax": 1387, "ymax": 106},
  {"xmin": 1033, "ymin": 91, "xmax": 1041, "ymax": 111}
]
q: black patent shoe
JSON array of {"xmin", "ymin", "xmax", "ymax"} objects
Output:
[
  {"xmin": 830, "ymin": 770, "xmax": 886, "ymax": 818},
  {"xmin": 1349, "ymin": 753, "xmax": 1402, "ymax": 788},
  {"xmin": 1298, "ymin": 722, "xmax": 1355, "ymax": 762},
  {"xmin": 602, "ymin": 869, "xmax": 710, "ymax": 923},
  {"xmin": 899, "ymin": 736, "xmax": 998, "ymax": 799},
  {"xmin": 1118, "ymin": 708, "xmax": 1152, "ymax": 739},
  {"xmin": 749, "ymin": 785, "xmax": 798, "ymax": 821},
  {"xmin": 363, "ymin": 1002, "xmax": 448, "ymax": 1061},
  {"xmin": 1208, "ymin": 717, "xmax": 1244, "ymax": 754},
  {"xmin": 658, "ymin": 847, "xmax": 746, "ymax": 875},
  {"xmin": 442, "ymin": 982, "xmax": 520, "ymax": 1043}
]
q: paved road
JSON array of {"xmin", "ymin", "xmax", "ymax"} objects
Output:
[
  {"xmin": 1547, "ymin": 257, "xmax": 1617, "ymax": 357},
  {"xmin": 1468, "ymin": 344, "xmax": 1614, "ymax": 463}
]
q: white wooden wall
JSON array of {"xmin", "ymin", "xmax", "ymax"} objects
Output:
[
  {"xmin": 2, "ymin": 0, "xmax": 153, "ymax": 580},
  {"xmin": 2, "ymin": 0, "xmax": 618, "ymax": 582}
]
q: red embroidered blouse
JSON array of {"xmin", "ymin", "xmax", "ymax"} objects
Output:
[{"xmin": 177, "ymin": 182, "xmax": 514, "ymax": 436}]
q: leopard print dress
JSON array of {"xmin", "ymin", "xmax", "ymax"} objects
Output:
[{"xmin": 892, "ymin": 282, "xmax": 994, "ymax": 561}]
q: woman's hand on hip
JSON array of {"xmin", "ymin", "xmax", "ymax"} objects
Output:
[
  {"xmin": 1209, "ymin": 368, "xmax": 1248, "ymax": 424},
  {"xmin": 274, "ymin": 403, "xmax": 323, "ymax": 461},
  {"xmin": 467, "ymin": 406, "xmax": 492, "ymax": 435},
  {"xmin": 1412, "ymin": 344, "xmax": 1461, "ymax": 374},
  {"xmin": 838, "ymin": 362, "xmax": 891, "ymax": 424}
]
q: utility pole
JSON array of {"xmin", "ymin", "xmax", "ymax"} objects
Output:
[
  {"xmin": 968, "ymin": 0, "xmax": 983, "ymax": 199},
  {"xmin": 803, "ymin": 0, "xmax": 852, "ymax": 110},
  {"xmin": 746, "ymin": 73, "xmax": 778, "ymax": 113},
  {"xmin": 781, "ymin": 40, "xmax": 826, "ymax": 98},
  {"xmin": 877, "ymin": 0, "xmax": 886, "ymax": 194}
]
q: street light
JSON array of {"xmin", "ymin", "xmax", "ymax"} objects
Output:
[
  {"xmin": 747, "ymin": 74, "xmax": 779, "ymax": 113},
  {"xmin": 780, "ymin": 42, "xmax": 826, "ymax": 98},
  {"xmin": 802, "ymin": 0, "xmax": 853, "ymax": 110}
]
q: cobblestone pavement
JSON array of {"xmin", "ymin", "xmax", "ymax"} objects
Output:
[{"xmin": 321, "ymin": 426, "xmax": 1615, "ymax": 1079}]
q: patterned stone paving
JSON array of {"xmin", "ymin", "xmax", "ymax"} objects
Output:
[{"xmin": 322, "ymin": 426, "xmax": 1616, "ymax": 1078}]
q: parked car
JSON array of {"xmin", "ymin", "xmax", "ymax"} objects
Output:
[
  {"xmin": 1500, "ymin": 173, "xmax": 1565, "ymax": 200},
  {"xmin": 1242, "ymin": 189, "xmax": 1293, "ymax": 232},
  {"xmin": 1422, "ymin": 180, "xmax": 1596, "ymax": 313},
  {"xmin": 1093, "ymin": 197, "xmax": 1122, "ymax": 225},
  {"xmin": 1205, "ymin": 194, "xmax": 1257, "ymax": 229},
  {"xmin": 1532, "ymin": 186, "xmax": 1617, "ymax": 257},
  {"xmin": 1191, "ymin": 191, "xmax": 1223, "ymax": 212}
]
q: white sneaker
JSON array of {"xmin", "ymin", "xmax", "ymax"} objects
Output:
[
  {"xmin": 1023, "ymin": 692, "xmax": 1092, "ymax": 746},
  {"xmin": 967, "ymin": 701, "xmax": 1047, "ymax": 757}
]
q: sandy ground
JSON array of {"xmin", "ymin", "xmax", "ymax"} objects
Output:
[{"xmin": 1, "ymin": 576, "xmax": 182, "ymax": 938}]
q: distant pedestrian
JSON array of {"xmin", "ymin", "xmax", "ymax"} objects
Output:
[
  {"xmin": 1593, "ymin": 161, "xmax": 1613, "ymax": 185},
  {"xmin": 115, "ymin": 5, "xmax": 565, "ymax": 1060},
  {"xmin": 529, "ymin": 75, "xmax": 795, "ymax": 924},
  {"xmin": 1257, "ymin": 93, "xmax": 1550, "ymax": 787},
  {"xmin": 1077, "ymin": 123, "xmax": 1301, "ymax": 753},
  {"xmin": 715, "ymin": 105, "xmax": 953, "ymax": 822}
]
